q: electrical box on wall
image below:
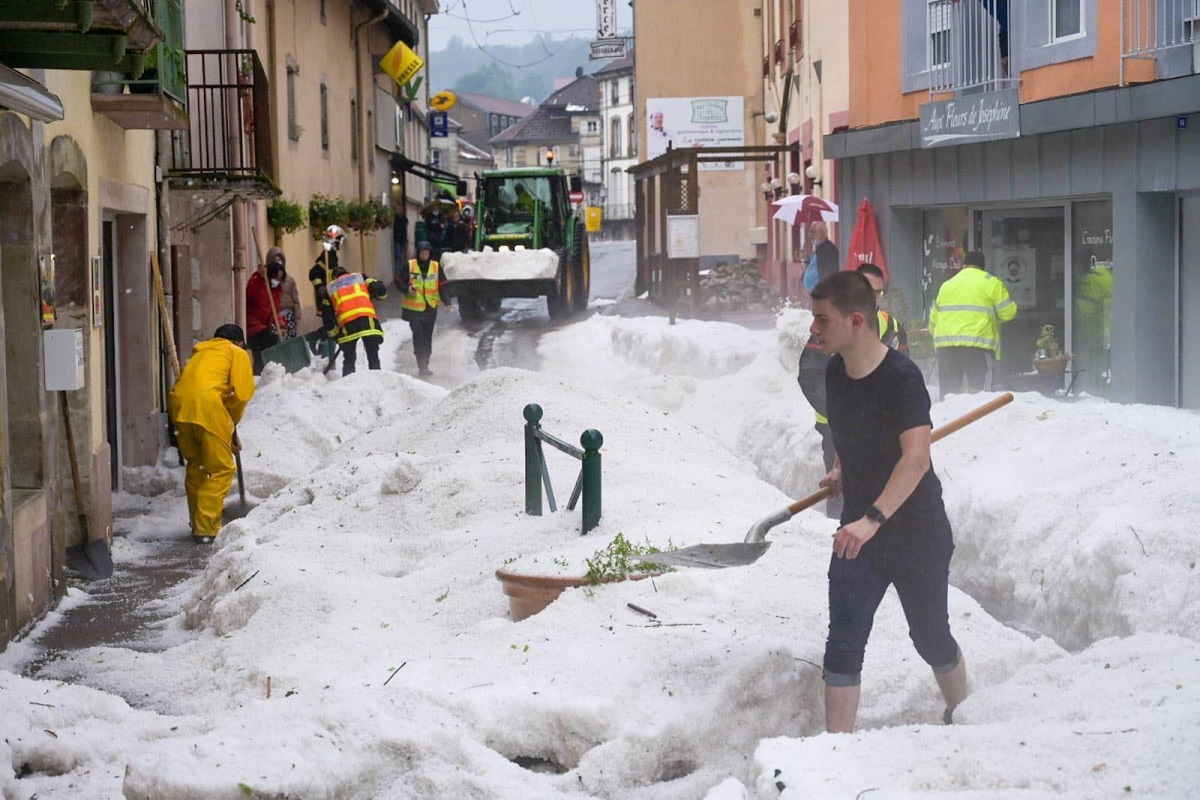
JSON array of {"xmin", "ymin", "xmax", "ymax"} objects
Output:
[{"xmin": 43, "ymin": 329, "xmax": 85, "ymax": 391}]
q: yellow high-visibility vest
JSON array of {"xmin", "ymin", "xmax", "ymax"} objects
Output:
[
  {"xmin": 930, "ymin": 267, "xmax": 1017, "ymax": 356},
  {"xmin": 402, "ymin": 259, "xmax": 441, "ymax": 312}
]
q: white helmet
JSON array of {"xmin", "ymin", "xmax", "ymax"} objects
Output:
[{"xmin": 323, "ymin": 224, "xmax": 346, "ymax": 252}]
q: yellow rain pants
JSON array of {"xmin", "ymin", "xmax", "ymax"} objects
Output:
[
  {"xmin": 168, "ymin": 338, "xmax": 254, "ymax": 538},
  {"xmin": 174, "ymin": 422, "xmax": 236, "ymax": 538}
]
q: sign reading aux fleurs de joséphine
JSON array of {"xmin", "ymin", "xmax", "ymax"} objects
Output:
[{"xmin": 919, "ymin": 88, "xmax": 1020, "ymax": 148}]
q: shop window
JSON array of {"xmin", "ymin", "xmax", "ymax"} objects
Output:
[{"xmin": 1070, "ymin": 199, "xmax": 1113, "ymax": 397}]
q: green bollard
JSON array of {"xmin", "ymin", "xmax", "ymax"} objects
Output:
[
  {"xmin": 524, "ymin": 404, "xmax": 543, "ymax": 516},
  {"xmin": 580, "ymin": 428, "xmax": 603, "ymax": 534}
]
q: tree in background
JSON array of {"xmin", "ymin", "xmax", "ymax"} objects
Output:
[
  {"xmin": 455, "ymin": 62, "xmax": 516, "ymax": 100},
  {"xmin": 515, "ymin": 72, "xmax": 549, "ymax": 103},
  {"xmin": 433, "ymin": 35, "xmax": 599, "ymax": 105}
]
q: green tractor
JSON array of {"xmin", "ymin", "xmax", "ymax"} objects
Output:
[{"xmin": 441, "ymin": 167, "xmax": 590, "ymax": 322}]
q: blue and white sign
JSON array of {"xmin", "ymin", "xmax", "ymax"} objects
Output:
[{"xmin": 430, "ymin": 111, "xmax": 449, "ymax": 138}]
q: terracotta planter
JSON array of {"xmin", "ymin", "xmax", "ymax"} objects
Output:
[
  {"xmin": 1033, "ymin": 356, "xmax": 1070, "ymax": 375},
  {"xmin": 495, "ymin": 568, "xmax": 660, "ymax": 621}
]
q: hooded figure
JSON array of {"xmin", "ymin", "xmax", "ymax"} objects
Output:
[
  {"xmin": 168, "ymin": 325, "xmax": 255, "ymax": 543},
  {"xmin": 266, "ymin": 246, "xmax": 302, "ymax": 339}
]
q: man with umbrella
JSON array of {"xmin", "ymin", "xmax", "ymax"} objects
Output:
[{"xmin": 770, "ymin": 194, "xmax": 840, "ymax": 294}]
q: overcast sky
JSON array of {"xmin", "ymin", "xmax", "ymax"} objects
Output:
[{"xmin": 428, "ymin": 0, "xmax": 616, "ymax": 51}]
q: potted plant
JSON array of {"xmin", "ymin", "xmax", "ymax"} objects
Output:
[
  {"xmin": 308, "ymin": 194, "xmax": 349, "ymax": 240},
  {"xmin": 495, "ymin": 533, "xmax": 673, "ymax": 621},
  {"xmin": 267, "ymin": 198, "xmax": 307, "ymax": 240},
  {"xmin": 1033, "ymin": 324, "xmax": 1071, "ymax": 374},
  {"xmin": 346, "ymin": 197, "xmax": 394, "ymax": 235}
]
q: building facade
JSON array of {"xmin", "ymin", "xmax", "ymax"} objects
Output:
[
  {"xmin": 757, "ymin": 0, "xmax": 849, "ymax": 296},
  {"xmin": 1, "ymin": 3, "xmax": 165, "ymax": 647},
  {"xmin": 489, "ymin": 74, "xmax": 601, "ymax": 193},
  {"xmin": 633, "ymin": 0, "xmax": 764, "ymax": 263},
  {"xmin": 0, "ymin": 0, "xmax": 438, "ymax": 650},
  {"xmin": 595, "ymin": 53, "xmax": 636, "ymax": 241},
  {"xmin": 170, "ymin": 0, "xmax": 435, "ymax": 353},
  {"xmin": 827, "ymin": 0, "xmax": 1200, "ymax": 405}
]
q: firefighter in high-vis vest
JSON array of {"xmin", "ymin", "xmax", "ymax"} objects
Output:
[
  {"xmin": 929, "ymin": 249, "xmax": 1017, "ymax": 399},
  {"xmin": 308, "ymin": 225, "xmax": 348, "ymax": 369},
  {"xmin": 325, "ymin": 249, "xmax": 388, "ymax": 376},
  {"xmin": 797, "ymin": 263, "xmax": 908, "ymax": 519},
  {"xmin": 398, "ymin": 240, "xmax": 449, "ymax": 378}
]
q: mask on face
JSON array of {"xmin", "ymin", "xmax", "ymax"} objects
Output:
[{"xmin": 270, "ymin": 279, "xmax": 281, "ymax": 288}]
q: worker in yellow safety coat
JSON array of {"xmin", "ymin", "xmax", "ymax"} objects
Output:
[
  {"xmin": 930, "ymin": 250, "xmax": 1017, "ymax": 398},
  {"xmin": 168, "ymin": 324, "xmax": 255, "ymax": 543}
]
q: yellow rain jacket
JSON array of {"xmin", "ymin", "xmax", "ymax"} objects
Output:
[
  {"xmin": 930, "ymin": 267, "xmax": 1017, "ymax": 356},
  {"xmin": 168, "ymin": 338, "xmax": 255, "ymax": 445}
]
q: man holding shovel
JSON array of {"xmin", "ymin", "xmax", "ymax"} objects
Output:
[
  {"xmin": 809, "ymin": 270, "xmax": 967, "ymax": 733},
  {"xmin": 168, "ymin": 325, "xmax": 256, "ymax": 544}
]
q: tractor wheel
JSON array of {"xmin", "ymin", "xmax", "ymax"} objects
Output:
[
  {"xmin": 572, "ymin": 221, "xmax": 591, "ymax": 312},
  {"xmin": 457, "ymin": 295, "xmax": 483, "ymax": 322},
  {"xmin": 547, "ymin": 247, "xmax": 575, "ymax": 320}
]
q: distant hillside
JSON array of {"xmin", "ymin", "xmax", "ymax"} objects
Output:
[{"xmin": 428, "ymin": 35, "xmax": 610, "ymax": 105}]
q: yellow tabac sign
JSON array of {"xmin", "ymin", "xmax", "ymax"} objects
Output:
[
  {"xmin": 585, "ymin": 206, "xmax": 603, "ymax": 233},
  {"xmin": 430, "ymin": 91, "xmax": 457, "ymax": 112},
  {"xmin": 380, "ymin": 41, "xmax": 424, "ymax": 87}
]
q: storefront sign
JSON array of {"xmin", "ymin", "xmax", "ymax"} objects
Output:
[
  {"xmin": 429, "ymin": 112, "xmax": 449, "ymax": 138},
  {"xmin": 646, "ymin": 96, "xmax": 745, "ymax": 170},
  {"xmin": 919, "ymin": 88, "xmax": 1020, "ymax": 148},
  {"xmin": 589, "ymin": 39, "xmax": 628, "ymax": 60}
]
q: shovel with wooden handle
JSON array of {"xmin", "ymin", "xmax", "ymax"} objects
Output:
[{"xmin": 639, "ymin": 393, "xmax": 1015, "ymax": 570}]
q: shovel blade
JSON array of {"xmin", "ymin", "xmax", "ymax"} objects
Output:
[
  {"xmin": 65, "ymin": 539, "xmax": 114, "ymax": 580},
  {"xmin": 222, "ymin": 500, "xmax": 253, "ymax": 523},
  {"xmin": 636, "ymin": 542, "xmax": 771, "ymax": 570}
]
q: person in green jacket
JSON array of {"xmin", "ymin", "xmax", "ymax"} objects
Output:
[{"xmin": 929, "ymin": 250, "xmax": 1017, "ymax": 398}]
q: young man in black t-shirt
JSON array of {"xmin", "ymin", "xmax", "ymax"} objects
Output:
[{"xmin": 809, "ymin": 270, "xmax": 967, "ymax": 733}]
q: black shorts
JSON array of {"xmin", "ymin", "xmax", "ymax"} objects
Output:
[{"xmin": 824, "ymin": 512, "xmax": 959, "ymax": 684}]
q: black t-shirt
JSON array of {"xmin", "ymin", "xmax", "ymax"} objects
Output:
[{"xmin": 825, "ymin": 347, "xmax": 944, "ymax": 525}]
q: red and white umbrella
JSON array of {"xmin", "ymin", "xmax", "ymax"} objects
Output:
[{"xmin": 771, "ymin": 194, "xmax": 839, "ymax": 226}]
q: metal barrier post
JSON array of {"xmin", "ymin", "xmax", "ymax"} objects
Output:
[
  {"xmin": 580, "ymin": 429, "xmax": 603, "ymax": 534},
  {"xmin": 523, "ymin": 403, "xmax": 543, "ymax": 515}
]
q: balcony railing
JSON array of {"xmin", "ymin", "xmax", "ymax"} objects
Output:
[
  {"xmin": 603, "ymin": 202, "xmax": 635, "ymax": 221},
  {"xmin": 168, "ymin": 49, "xmax": 276, "ymax": 194},
  {"xmin": 927, "ymin": 0, "xmax": 1016, "ymax": 96},
  {"xmin": 1122, "ymin": 0, "xmax": 1199, "ymax": 71}
]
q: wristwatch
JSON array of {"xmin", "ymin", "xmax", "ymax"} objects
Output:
[{"xmin": 865, "ymin": 504, "xmax": 888, "ymax": 525}]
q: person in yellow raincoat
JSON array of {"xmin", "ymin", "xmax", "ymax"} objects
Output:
[{"xmin": 168, "ymin": 324, "xmax": 256, "ymax": 543}]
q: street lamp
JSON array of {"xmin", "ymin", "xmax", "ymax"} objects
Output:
[
  {"xmin": 787, "ymin": 172, "xmax": 802, "ymax": 195},
  {"xmin": 769, "ymin": 177, "xmax": 784, "ymax": 200},
  {"xmin": 760, "ymin": 181, "xmax": 773, "ymax": 201}
]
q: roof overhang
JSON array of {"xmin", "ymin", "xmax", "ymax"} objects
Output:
[{"xmin": 0, "ymin": 64, "xmax": 63, "ymax": 122}]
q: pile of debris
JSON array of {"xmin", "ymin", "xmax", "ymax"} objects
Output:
[{"xmin": 699, "ymin": 259, "xmax": 782, "ymax": 313}]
